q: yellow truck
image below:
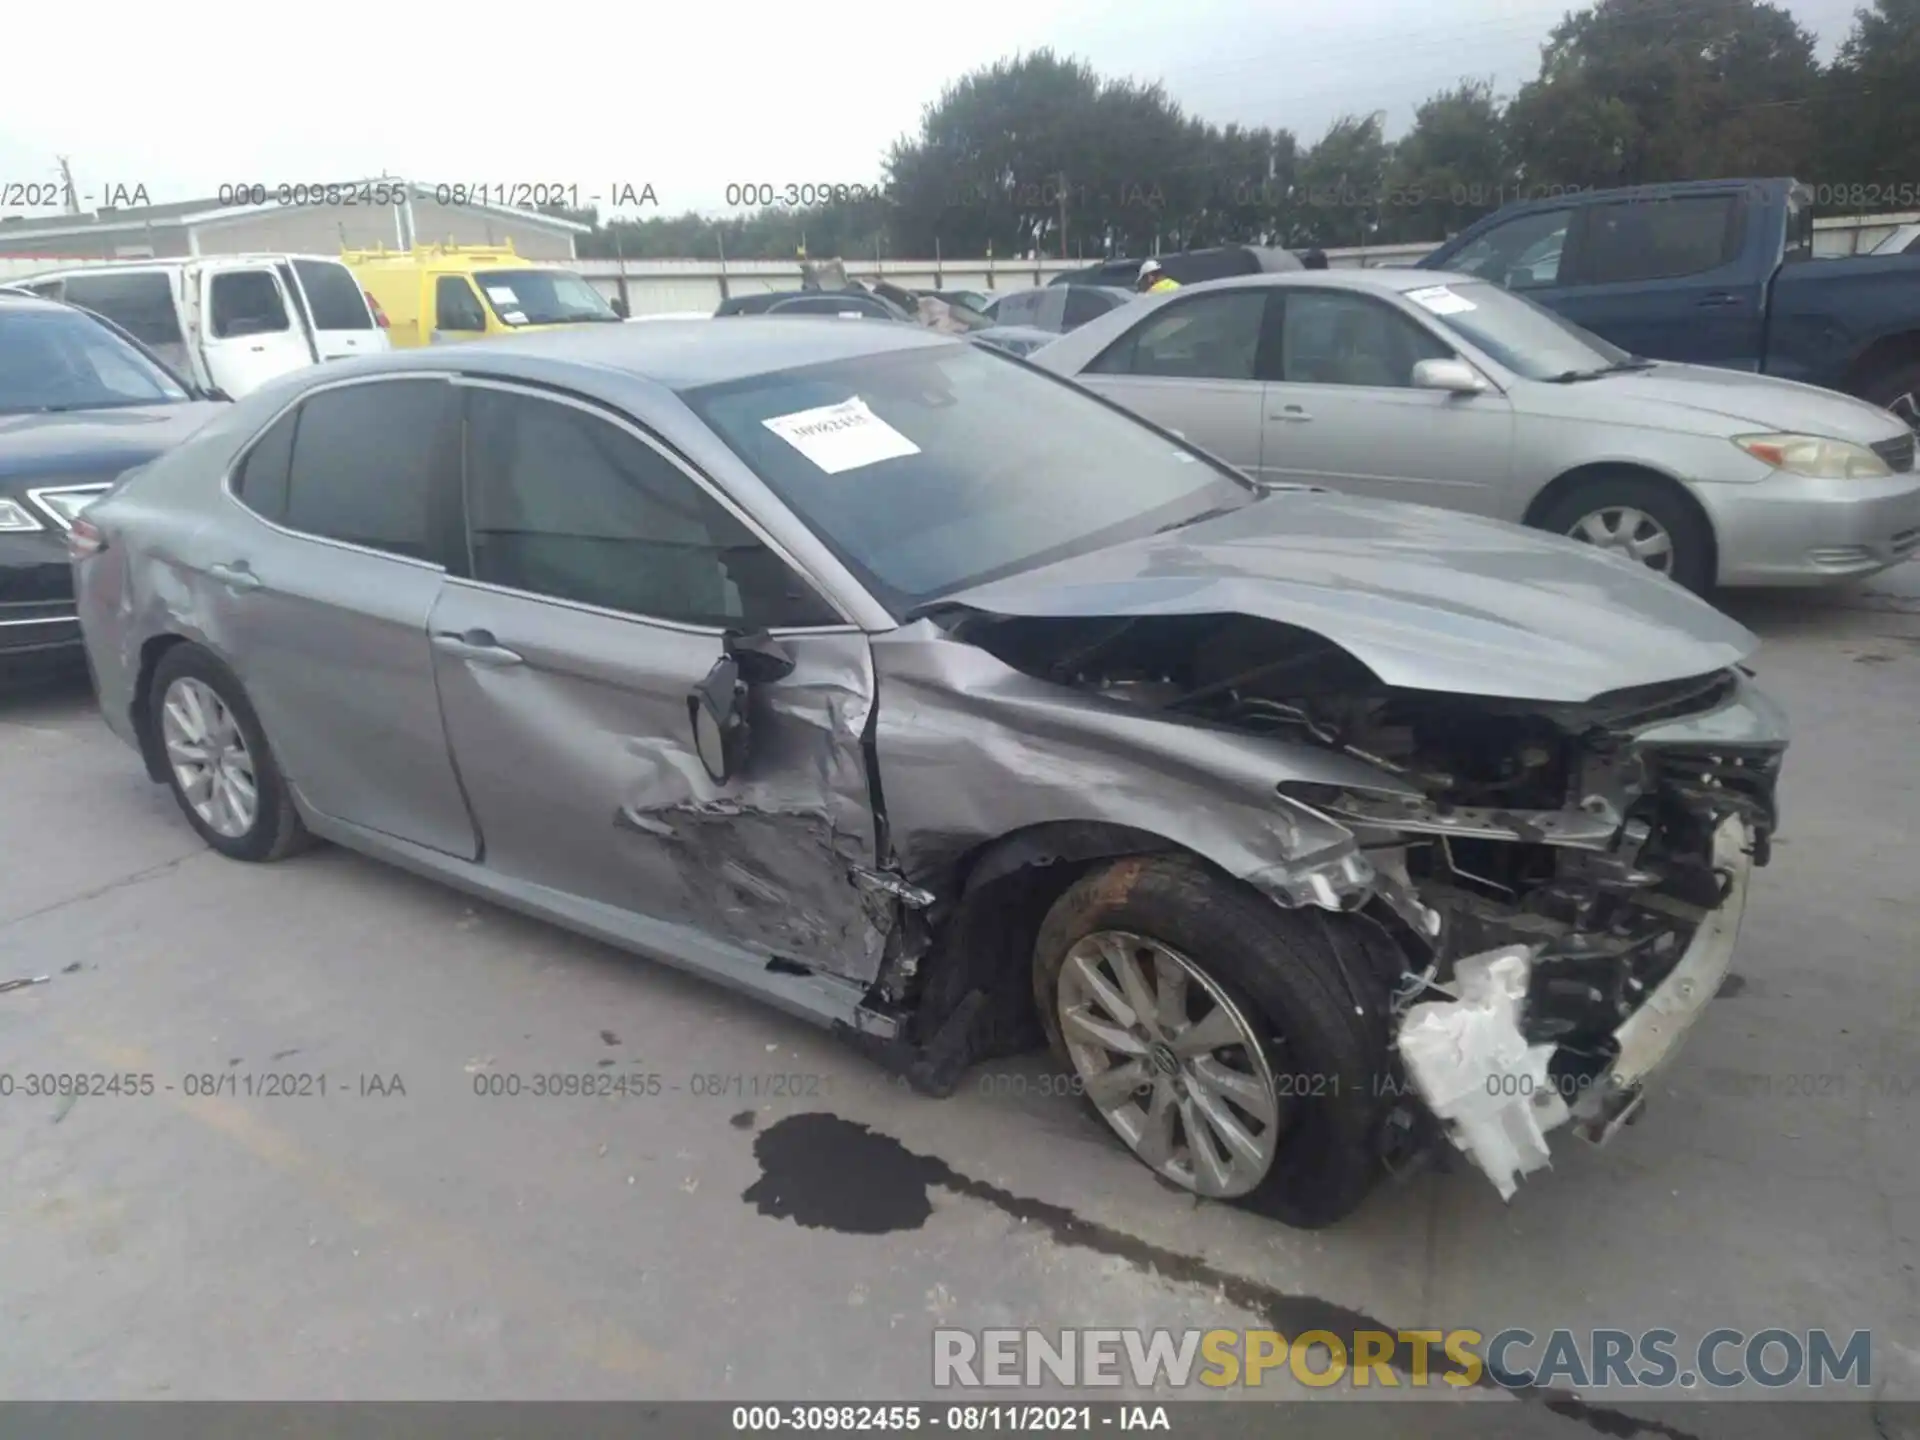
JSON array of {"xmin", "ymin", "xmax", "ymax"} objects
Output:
[{"xmin": 342, "ymin": 242, "xmax": 624, "ymax": 348}]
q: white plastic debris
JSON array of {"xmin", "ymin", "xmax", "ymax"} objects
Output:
[{"xmin": 1396, "ymin": 945, "xmax": 1568, "ymax": 1200}]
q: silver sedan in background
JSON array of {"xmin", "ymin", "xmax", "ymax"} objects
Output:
[
  {"xmin": 74, "ymin": 320, "xmax": 1788, "ymax": 1224},
  {"xmin": 1031, "ymin": 269, "xmax": 1920, "ymax": 592}
]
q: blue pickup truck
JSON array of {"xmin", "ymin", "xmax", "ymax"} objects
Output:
[{"xmin": 1419, "ymin": 178, "xmax": 1920, "ymax": 428}]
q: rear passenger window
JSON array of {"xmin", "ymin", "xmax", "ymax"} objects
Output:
[
  {"xmin": 1578, "ymin": 196, "xmax": 1742, "ymax": 284},
  {"xmin": 209, "ymin": 271, "xmax": 289, "ymax": 339},
  {"xmin": 292, "ymin": 260, "xmax": 373, "ymax": 330},
  {"xmin": 232, "ymin": 409, "xmax": 298, "ymax": 523},
  {"xmin": 284, "ymin": 380, "xmax": 455, "ymax": 561},
  {"xmin": 59, "ymin": 271, "xmax": 184, "ymax": 347},
  {"xmin": 463, "ymin": 388, "xmax": 840, "ymax": 628},
  {"xmin": 1062, "ymin": 288, "xmax": 1113, "ymax": 328}
]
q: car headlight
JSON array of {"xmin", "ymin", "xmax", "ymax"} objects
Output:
[
  {"xmin": 0, "ymin": 497, "xmax": 46, "ymax": 532},
  {"xmin": 1733, "ymin": 433, "xmax": 1892, "ymax": 478}
]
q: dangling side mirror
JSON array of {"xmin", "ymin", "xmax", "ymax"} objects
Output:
[
  {"xmin": 684, "ymin": 631, "xmax": 795, "ymax": 785},
  {"xmin": 689, "ymin": 656, "xmax": 750, "ymax": 785}
]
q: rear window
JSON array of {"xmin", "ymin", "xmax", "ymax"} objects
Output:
[
  {"xmin": 293, "ymin": 259, "xmax": 373, "ymax": 330},
  {"xmin": 58, "ymin": 271, "xmax": 184, "ymax": 348},
  {"xmin": 209, "ymin": 270, "xmax": 289, "ymax": 339},
  {"xmin": 1578, "ymin": 196, "xmax": 1743, "ymax": 285},
  {"xmin": 1063, "ymin": 288, "xmax": 1120, "ymax": 328}
]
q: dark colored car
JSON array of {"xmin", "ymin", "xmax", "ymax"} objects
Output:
[
  {"xmin": 1, "ymin": 293, "xmax": 227, "ymax": 674},
  {"xmin": 1419, "ymin": 178, "xmax": 1920, "ymax": 427}
]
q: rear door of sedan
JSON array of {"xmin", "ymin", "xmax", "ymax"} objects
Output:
[
  {"xmin": 213, "ymin": 374, "xmax": 479, "ymax": 857},
  {"xmin": 1073, "ymin": 288, "xmax": 1275, "ymax": 481},
  {"xmin": 424, "ymin": 378, "xmax": 893, "ymax": 979}
]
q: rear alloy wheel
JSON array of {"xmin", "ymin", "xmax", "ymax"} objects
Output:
[
  {"xmin": 1033, "ymin": 856, "xmax": 1389, "ymax": 1227},
  {"xmin": 161, "ymin": 677, "xmax": 257, "ymax": 839},
  {"xmin": 149, "ymin": 645, "xmax": 310, "ymax": 863},
  {"xmin": 1535, "ymin": 474, "xmax": 1714, "ymax": 594}
]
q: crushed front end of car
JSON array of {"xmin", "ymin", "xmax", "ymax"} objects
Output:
[
  {"xmin": 885, "ymin": 596, "xmax": 1785, "ymax": 1204},
  {"xmin": 1269, "ymin": 665, "xmax": 1785, "ymax": 1197}
]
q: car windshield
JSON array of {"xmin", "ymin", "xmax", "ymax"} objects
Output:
[
  {"xmin": 473, "ymin": 269, "xmax": 620, "ymax": 326},
  {"xmin": 1407, "ymin": 280, "xmax": 1637, "ymax": 381},
  {"xmin": 0, "ymin": 305, "xmax": 193, "ymax": 413},
  {"xmin": 683, "ymin": 342, "xmax": 1252, "ymax": 615}
]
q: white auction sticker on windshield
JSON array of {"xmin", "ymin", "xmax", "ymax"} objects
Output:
[
  {"xmin": 1406, "ymin": 285, "xmax": 1476, "ymax": 316},
  {"xmin": 502, "ymin": 310, "xmax": 528, "ymax": 325},
  {"xmin": 762, "ymin": 397, "xmax": 921, "ymax": 474},
  {"xmin": 486, "ymin": 286, "xmax": 519, "ymax": 304}
]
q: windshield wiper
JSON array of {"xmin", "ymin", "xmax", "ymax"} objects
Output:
[
  {"xmin": 1546, "ymin": 357, "xmax": 1657, "ymax": 383},
  {"xmin": 1153, "ymin": 502, "xmax": 1244, "ymax": 535}
]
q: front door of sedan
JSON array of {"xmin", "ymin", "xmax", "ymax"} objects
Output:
[
  {"xmin": 426, "ymin": 380, "xmax": 891, "ymax": 978},
  {"xmin": 209, "ymin": 375, "xmax": 479, "ymax": 857},
  {"xmin": 1259, "ymin": 288, "xmax": 1518, "ymax": 516},
  {"xmin": 1075, "ymin": 289, "xmax": 1276, "ymax": 482}
]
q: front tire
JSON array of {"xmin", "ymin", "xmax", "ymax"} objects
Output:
[
  {"xmin": 1534, "ymin": 474, "xmax": 1715, "ymax": 594},
  {"xmin": 1032, "ymin": 856, "xmax": 1388, "ymax": 1228},
  {"xmin": 150, "ymin": 645, "xmax": 309, "ymax": 863}
]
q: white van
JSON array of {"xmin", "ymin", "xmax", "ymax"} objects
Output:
[{"xmin": 13, "ymin": 255, "xmax": 390, "ymax": 398}]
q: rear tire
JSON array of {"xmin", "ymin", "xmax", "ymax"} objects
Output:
[
  {"xmin": 1534, "ymin": 473, "xmax": 1715, "ymax": 594},
  {"xmin": 1032, "ymin": 855, "xmax": 1388, "ymax": 1228},
  {"xmin": 150, "ymin": 645, "xmax": 309, "ymax": 863}
]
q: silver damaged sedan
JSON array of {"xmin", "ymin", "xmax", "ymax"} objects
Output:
[{"xmin": 73, "ymin": 320, "xmax": 1789, "ymax": 1225}]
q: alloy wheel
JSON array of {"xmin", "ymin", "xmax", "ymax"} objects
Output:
[
  {"xmin": 1568, "ymin": 505, "xmax": 1675, "ymax": 573},
  {"xmin": 160, "ymin": 677, "xmax": 258, "ymax": 839},
  {"xmin": 1889, "ymin": 389, "xmax": 1919, "ymax": 432},
  {"xmin": 1056, "ymin": 930, "xmax": 1284, "ymax": 1199}
]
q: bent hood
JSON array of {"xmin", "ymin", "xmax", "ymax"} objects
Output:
[{"xmin": 929, "ymin": 490, "xmax": 1757, "ymax": 703}]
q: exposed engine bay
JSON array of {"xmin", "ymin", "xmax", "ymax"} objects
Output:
[{"xmin": 948, "ymin": 609, "xmax": 1786, "ymax": 1196}]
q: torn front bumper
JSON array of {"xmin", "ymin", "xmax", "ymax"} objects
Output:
[{"xmin": 1395, "ymin": 815, "xmax": 1753, "ymax": 1199}]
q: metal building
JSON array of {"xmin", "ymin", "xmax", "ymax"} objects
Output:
[{"xmin": 0, "ymin": 179, "xmax": 591, "ymax": 263}]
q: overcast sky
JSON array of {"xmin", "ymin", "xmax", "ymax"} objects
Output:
[{"xmin": 0, "ymin": 0, "xmax": 1868, "ymax": 221}]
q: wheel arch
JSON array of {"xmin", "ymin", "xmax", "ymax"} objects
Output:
[
  {"xmin": 1841, "ymin": 329, "xmax": 1920, "ymax": 400},
  {"xmin": 131, "ymin": 633, "xmax": 194, "ymax": 783},
  {"xmin": 906, "ymin": 820, "xmax": 1209, "ymax": 1064},
  {"xmin": 1523, "ymin": 460, "xmax": 1719, "ymax": 580}
]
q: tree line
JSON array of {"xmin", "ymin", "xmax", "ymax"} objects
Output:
[{"xmin": 556, "ymin": 0, "xmax": 1917, "ymax": 261}]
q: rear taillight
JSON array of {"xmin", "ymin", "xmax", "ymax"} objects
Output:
[
  {"xmin": 364, "ymin": 290, "xmax": 390, "ymax": 328},
  {"xmin": 68, "ymin": 516, "xmax": 106, "ymax": 558}
]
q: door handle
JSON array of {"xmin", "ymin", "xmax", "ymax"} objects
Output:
[
  {"xmin": 1696, "ymin": 292, "xmax": 1743, "ymax": 308},
  {"xmin": 432, "ymin": 629, "xmax": 523, "ymax": 667},
  {"xmin": 207, "ymin": 561, "xmax": 263, "ymax": 592},
  {"xmin": 1269, "ymin": 405, "xmax": 1313, "ymax": 422}
]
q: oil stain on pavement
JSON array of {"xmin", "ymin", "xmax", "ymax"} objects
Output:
[{"xmin": 742, "ymin": 1113, "xmax": 1701, "ymax": 1440}]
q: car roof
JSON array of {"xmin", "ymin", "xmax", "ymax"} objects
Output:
[
  {"xmin": 361, "ymin": 315, "xmax": 961, "ymax": 391},
  {"xmin": 0, "ymin": 290, "xmax": 76, "ymax": 312},
  {"xmin": 1175, "ymin": 267, "xmax": 1479, "ymax": 295},
  {"xmin": 19, "ymin": 253, "xmax": 352, "ymax": 275}
]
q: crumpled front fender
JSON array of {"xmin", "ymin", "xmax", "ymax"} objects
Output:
[{"xmin": 869, "ymin": 619, "xmax": 1406, "ymax": 903}]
